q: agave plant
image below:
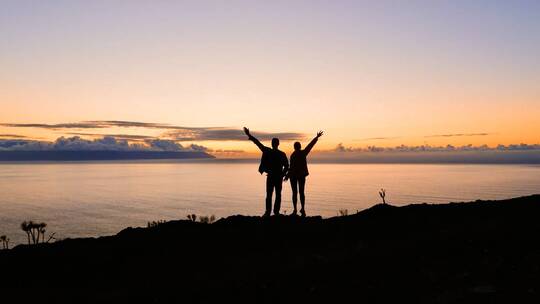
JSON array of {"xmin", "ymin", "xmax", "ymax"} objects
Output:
[
  {"xmin": 199, "ymin": 215, "xmax": 216, "ymax": 224},
  {"xmin": 379, "ymin": 189, "xmax": 387, "ymax": 204},
  {"xmin": 338, "ymin": 209, "xmax": 348, "ymax": 216},
  {"xmin": 147, "ymin": 220, "xmax": 166, "ymax": 228},
  {"xmin": 187, "ymin": 214, "xmax": 197, "ymax": 222},
  {"xmin": 0, "ymin": 235, "xmax": 9, "ymax": 249},
  {"xmin": 20, "ymin": 221, "xmax": 32, "ymax": 244},
  {"xmin": 20, "ymin": 221, "xmax": 54, "ymax": 244},
  {"xmin": 38, "ymin": 222, "xmax": 47, "ymax": 243}
]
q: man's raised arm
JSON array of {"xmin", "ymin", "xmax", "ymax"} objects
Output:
[
  {"xmin": 244, "ymin": 127, "xmax": 266, "ymax": 152},
  {"xmin": 304, "ymin": 130, "xmax": 324, "ymax": 155}
]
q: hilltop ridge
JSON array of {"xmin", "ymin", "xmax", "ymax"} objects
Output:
[{"xmin": 1, "ymin": 195, "xmax": 540, "ymax": 303}]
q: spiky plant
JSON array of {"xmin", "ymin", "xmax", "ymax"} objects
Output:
[
  {"xmin": 187, "ymin": 214, "xmax": 197, "ymax": 222},
  {"xmin": 199, "ymin": 215, "xmax": 216, "ymax": 224},
  {"xmin": 28, "ymin": 221, "xmax": 39, "ymax": 244},
  {"xmin": 46, "ymin": 232, "xmax": 56, "ymax": 243},
  {"xmin": 21, "ymin": 221, "xmax": 31, "ymax": 244},
  {"xmin": 0, "ymin": 235, "xmax": 9, "ymax": 249},
  {"xmin": 379, "ymin": 189, "xmax": 386, "ymax": 204},
  {"xmin": 21, "ymin": 221, "xmax": 51, "ymax": 244},
  {"xmin": 147, "ymin": 220, "xmax": 166, "ymax": 228},
  {"xmin": 38, "ymin": 223, "xmax": 47, "ymax": 243}
]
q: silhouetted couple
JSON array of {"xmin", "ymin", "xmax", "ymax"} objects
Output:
[{"xmin": 243, "ymin": 127, "xmax": 323, "ymax": 217}]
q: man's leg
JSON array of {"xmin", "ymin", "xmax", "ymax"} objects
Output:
[
  {"xmin": 299, "ymin": 176, "xmax": 306, "ymax": 216},
  {"xmin": 265, "ymin": 175, "xmax": 274, "ymax": 216},
  {"xmin": 273, "ymin": 176, "xmax": 282, "ymax": 215},
  {"xmin": 290, "ymin": 177, "xmax": 298, "ymax": 214}
]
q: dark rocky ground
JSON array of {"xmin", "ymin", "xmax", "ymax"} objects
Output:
[{"xmin": 1, "ymin": 195, "xmax": 540, "ymax": 303}]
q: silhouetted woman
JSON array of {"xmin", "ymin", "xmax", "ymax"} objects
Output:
[{"xmin": 285, "ymin": 131, "xmax": 323, "ymax": 217}]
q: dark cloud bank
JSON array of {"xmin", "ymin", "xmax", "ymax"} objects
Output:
[
  {"xmin": 317, "ymin": 143, "xmax": 540, "ymax": 164},
  {"xmin": 0, "ymin": 136, "xmax": 210, "ymax": 152},
  {"xmin": 0, "ymin": 136, "xmax": 213, "ymax": 161},
  {"xmin": 333, "ymin": 143, "xmax": 540, "ymax": 153}
]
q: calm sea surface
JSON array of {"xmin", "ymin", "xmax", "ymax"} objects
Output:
[{"xmin": 1, "ymin": 161, "xmax": 539, "ymax": 245}]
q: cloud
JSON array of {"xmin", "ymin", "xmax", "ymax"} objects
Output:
[
  {"xmin": 0, "ymin": 136, "xmax": 209, "ymax": 152},
  {"xmin": 188, "ymin": 143, "xmax": 209, "ymax": 152},
  {"xmin": 334, "ymin": 143, "xmax": 354, "ymax": 152},
  {"xmin": 496, "ymin": 143, "xmax": 540, "ymax": 151},
  {"xmin": 333, "ymin": 143, "xmax": 540, "ymax": 153},
  {"xmin": 0, "ymin": 122, "xmax": 109, "ymax": 129},
  {"xmin": 209, "ymin": 149, "xmax": 245, "ymax": 153},
  {"xmin": 51, "ymin": 136, "xmax": 131, "ymax": 151},
  {"xmin": 0, "ymin": 121, "xmax": 174, "ymax": 130},
  {"xmin": 165, "ymin": 128, "xmax": 305, "ymax": 141},
  {"xmin": 0, "ymin": 139, "xmax": 53, "ymax": 151},
  {"xmin": 355, "ymin": 136, "xmax": 401, "ymax": 141},
  {"xmin": 85, "ymin": 121, "xmax": 173, "ymax": 129},
  {"xmin": 0, "ymin": 139, "xmax": 34, "ymax": 149},
  {"xmin": 352, "ymin": 133, "xmax": 490, "ymax": 142},
  {"xmin": 145, "ymin": 139, "xmax": 184, "ymax": 151},
  {"xmin": 66, "ymin": 132, "xmax": 157, "ymax": 141},
  {"xmin": 2, "ymin": 120, "xmax": 220, "ymax": 131},
  {"xmin": 313, "ymin": 143, "xmax": 540, "ymax": 164},
  {"xmin": 1, "ymin": 121, "xmax": 305, "ymax": 141},
  {"xmin": 0, "ymin": 134, "xmax": 28, "ymax": 139},
  {"xmin": 425, "ymin": 133, "xmax": 491, "ymax": 138}
]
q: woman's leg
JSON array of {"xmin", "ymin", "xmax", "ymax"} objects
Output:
[
  {"xmin": 299, "ymin": 176, "xmax": 306, "ymax": 215},
  {"xmin": 290, "ymin": 176, "xmax": 298, "ymax": 214}
]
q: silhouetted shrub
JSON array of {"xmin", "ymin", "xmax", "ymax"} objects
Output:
[
  {"xmin": 199, "ymin": 215, "xmax": 216, "ymax": 224},
  {"xmin": 20, "ymin": 221, "xmax": 55, "ymax": 244},
  {"xmin": 379, "ymin": 189, "xmax": 387, "ymax": 204},
  {"xmin": 338, "ymin": 209, "xmax": 348, "ymax": 216},
  {"xmin": 0, "ymin": 235, "xmax": 9, "ymax": 250},
  {"xmin": 147, "ymin": 220, "xmax": 166, "ymax": 228},
  {"xmin": 185, "ymin": 214, "xmax": 216, "ymax": 224}
]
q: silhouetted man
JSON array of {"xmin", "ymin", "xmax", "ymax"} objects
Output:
[
  {"xmin": 285, "ymin": 131, "xmax": 323, "ymax": 217},
  {"xmin": 244, "ymin": 127, "xmax": 289, "ymax": 217}
]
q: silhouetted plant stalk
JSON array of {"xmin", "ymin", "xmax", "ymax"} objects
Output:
[
  {"xmin": 338, "ymin": 209, "xmax": 348, "ymax": 216},
  {"xmin": 187, "ymin": 214, "xmax": 216, "ymax": 224},
  {"xmin": 147, "ymin": 220, "xmax": 166, "ymax": 228},
  {"xmin": 199, "ymin": 215, "xmax": 216, "ymax": 224},
  {"xmin": 20, "ymin": 221, "xmax": 56, "ymax": 245},
  {"xmin": 379, "ymin": 189, "xmax": 387, "ymax": 204},
  {"xmin": 0, "ymin": 235, "xmax": 9, "ymax": 249}
]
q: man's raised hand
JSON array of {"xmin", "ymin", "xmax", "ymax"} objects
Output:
[
  {"xmin": 243, "ymin": 127, "xmax": 250, "ymax": 136},
  {"xmin": 317, "ymin": 130, "xmax": 324, "ymax": 138}
]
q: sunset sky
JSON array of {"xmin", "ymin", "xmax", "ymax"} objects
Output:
[{"xmin": 1, "ymin": 1, "xmax": 539, "ymax": 155}]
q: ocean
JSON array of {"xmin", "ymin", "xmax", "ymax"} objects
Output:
[{"xmin": 1, "ymin": 160, "xmax": 539, "ymax": 245}]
